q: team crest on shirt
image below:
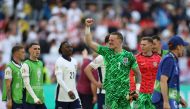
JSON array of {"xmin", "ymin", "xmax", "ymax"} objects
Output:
[
  {"xmin": 153, "ymin": 62, "xmax": 158, "ymax": 67},
  {"xmin": 123, "ymin": 57, "xmax": 128, "ymax": 64}
]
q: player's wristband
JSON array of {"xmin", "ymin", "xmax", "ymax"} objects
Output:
[
  {"xmin": 126, "ymin": 94, "xmax": 130, "ymax": 100},
  {"xmin": 136, "ymin": 83, "xmax": 140, "ymax": 93},
  {"xmin": 85, "ymin": 26, "xmax": 90, "ymax": 34},
  {"xmin": 34, "ymin": 97, "xmax": 40, "ymax": 103}
]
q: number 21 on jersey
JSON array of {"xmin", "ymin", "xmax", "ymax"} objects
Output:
[{"xmin": 70, "ymin": 72, "xmax": 75, "ymax": 79}]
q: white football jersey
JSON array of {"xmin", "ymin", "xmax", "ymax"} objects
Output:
[
  {"xmin": 55, "ymin": 56, "xmax": 79, "ymax": 102},
  {"xmin": 89, "ymin": 55, "xmax": 106, "ymax": 94}
]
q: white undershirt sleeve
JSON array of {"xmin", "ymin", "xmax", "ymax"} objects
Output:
[
  {"xmin": 4, "ymin": 67, "xmax": 12, "ymax": 79},
  {"xmin": 89, "ymin": 55, "xmax": 103, "ymax": 69}
]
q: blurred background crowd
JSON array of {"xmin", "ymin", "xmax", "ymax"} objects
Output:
[{"xmin": 0, "ymin": 0, "xmax": 190, "ymax": 108}]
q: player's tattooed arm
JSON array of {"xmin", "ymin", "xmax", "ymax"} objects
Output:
[
  {"xmin": 5, "ymin": 67, "xmax": 13, "ymax": 109},
  {"xmin": 6, "ymin": 79, "xmax": 12, "ymax": 100},
  {"xmin": 6, "ymin": 79, "xmax": 13, "ymax": 109},
  {"xmin": 85, "ymin": 18, "xmax": 99, "ymax": 52},
  {"xmin": 5, "ymin": 67, "xmax": 12, "ymax": 100}
]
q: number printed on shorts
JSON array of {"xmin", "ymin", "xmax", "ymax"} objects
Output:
[{"xmin": 70, "ymin": 72, "xmax": 74, "ymax": 79}]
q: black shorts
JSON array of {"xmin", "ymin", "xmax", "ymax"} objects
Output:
[
  {"xmin": 78, "ymin": 93, "xmax": 94, "ymax": 109},
  {"xmin": 12, "ymin": 101, "xmax": 24, "ymax": 109},
  {"xmin": 55, "ymin": 99, "xmax": 82, "ymax": 109},
  {"xmin": 24, "ymin": 102, "xmax": 47, "ymax": 109},
  {"xmin": 97, "ymin": 93, "xmax": 105, "ymax": 109},
  {"xmin": 12, "ymin": 89, "xmax": 26, "ymax": 109}
]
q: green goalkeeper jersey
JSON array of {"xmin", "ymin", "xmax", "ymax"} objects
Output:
[
  {"xmin": 97, "ymin": 45, "xmax": 138, "ymax": 108},
  {"xmin": 2, "ymin": 61, "xmax": 23, "ymax": 104},
  {"xmin": 24, "ymin": 59, "xmax": 44, "ymax": 104}
]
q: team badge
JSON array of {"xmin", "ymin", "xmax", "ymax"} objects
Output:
[
  {"xmin": 153, "ymin": 62, "xmax": 158, "ymax": 67},
  {"xmin": 123, "ymin": 57, "xmax": 128, "ymax": 64}
]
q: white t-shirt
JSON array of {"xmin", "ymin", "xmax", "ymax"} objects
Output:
[
  {"xmin": 55, "ymin": 56, "xmax": 79, "ymax": 102},
  {"xmin": 89, "ymin": 55, "xmax": 106, "ymax": 94}
]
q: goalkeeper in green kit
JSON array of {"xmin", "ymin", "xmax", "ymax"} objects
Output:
[
  {"xmin": 84, "ymin": 18, "xmax": 141, "ymax": 109},
  {"xmin": 21, "ymin": 43, "xmax": 47, "ymax": 109}
]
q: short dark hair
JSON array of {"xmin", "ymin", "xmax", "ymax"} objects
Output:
[
  {"xmin": 152, "ymin": 35, "xmax": 161, "ymax": 41},
  {"xmin": 28, "ymin": 42, "xmax": 40, "ymax": 49},
  {"xmin": 12, "ymin": 45, "xmax": 24, "ymax": 54},
  {"xmin": 141, "ymin": 37, "xmax": 153, "ymax": 43},
  {"xmin": 104, "ymin": 35, "xmax": 110, "ymax": 43},
  {"xmin": 110, "ymin": 32, "xmax": 123, "ymax": 41},
  {"xmin": 59, "ymin": 41, "xmax": 67, "ymax": 54}
]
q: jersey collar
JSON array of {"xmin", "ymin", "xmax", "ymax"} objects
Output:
[
  {"xmin": 169, "ymin": 52, "xmax": 178, "ymax": 61},
  {"xmin": 62, "ymin": 54, "xmax": 71, "ymax": 62},
  {"xmin": 28, "ymin": 58, "xmax": 39, "ymax": 62},
  {"xmin": 11, "ymin": 60, "xmax": 22, "ymax": 68},
  {"xmin": 140, "ymin": 52, "xmax": 153, "ymax": 57}
]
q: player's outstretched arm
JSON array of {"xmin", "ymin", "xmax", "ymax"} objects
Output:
[{"xmin": 85, "ymin": 18, "xmax": 99, "ymax": 52}]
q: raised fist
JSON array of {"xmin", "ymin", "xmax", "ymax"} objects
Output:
[{"xmin": 85, "ymin": 18, "xmax": 94, "ymax": 27}]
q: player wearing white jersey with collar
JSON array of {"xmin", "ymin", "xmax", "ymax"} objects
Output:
[{"xmin": 55, "ymin": 41, "xmax": 81, "ymax": 109}]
